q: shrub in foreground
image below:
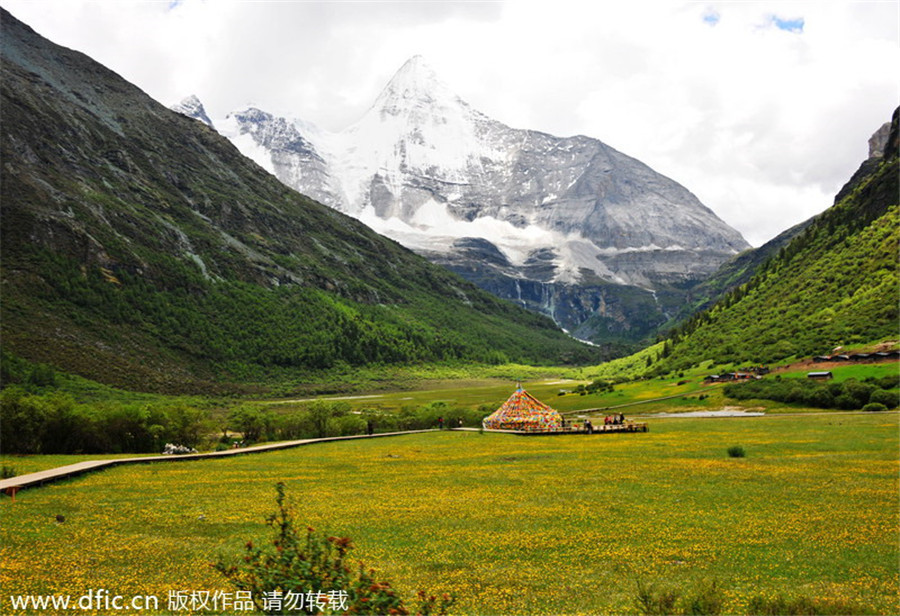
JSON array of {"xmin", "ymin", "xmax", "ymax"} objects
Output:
[
  {"xmin": 213, "ymin": 483, "xmax": 454, "ymax": 615},
  {"xmin": 727, "ymin": 445, "xmax": 746, "ymax": 458},
  {"xmin": 634, "ymin": 579, "xmax": 723, "ymax": 615}
]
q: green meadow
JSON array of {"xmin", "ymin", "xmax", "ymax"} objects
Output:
[
  {"xmin": 2, "ymin": 413, "xmax": 897, "ymax": 615},
  {"xmin": 266, "ymin": 360, "xmax": 899, "ymax": 418}
]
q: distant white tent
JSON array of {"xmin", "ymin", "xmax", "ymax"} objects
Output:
[{"xmin": 482, "ymin": 388, "xmax": 563, "ymax": 432}]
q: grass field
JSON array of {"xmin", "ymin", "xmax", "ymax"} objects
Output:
[
  {"xmin": 263, "ymin": 360, "xmax": 897, "ymax": 419},
  {"xmin": 266, "ymin": 374, "xmax": 724, "ymax": 417},
  {"xmin": 1, "ymin": 413, "xmax": 897, "ymax": 615},
  {"xmin": 785, "ymin": 362, "xmax": 899, "ymax": 383}
]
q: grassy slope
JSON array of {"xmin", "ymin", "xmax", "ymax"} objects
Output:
[
  {"xmin": 659, "ymin": 156, "xmax": 898, "ymax": 371},
  {"xmin": 287, "ymin": 361, "xmax": 897, "ymax": 417},
  {"xmin": 577, "ymin": 111, "xmax": 900, "ymax": 385},
  {"xmin": 1, "ymin": 418, "xmax": 896, "ymax": 615}
]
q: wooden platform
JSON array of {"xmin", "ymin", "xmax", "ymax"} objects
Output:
[{"xmin": 482, "ymin": 422, "xmax": 649, "ymax": 436}]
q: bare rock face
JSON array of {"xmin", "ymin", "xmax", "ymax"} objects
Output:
[
  {"xmin": 868, "ymin": 121, "xmax": 891, "ymax": 159},
  {"xmin": 179, "ymin": 57, "xmax": 751, "ymax": 346}
]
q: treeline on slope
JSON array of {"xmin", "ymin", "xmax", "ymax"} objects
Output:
[
  {"xmin": 0, "ymin": 352, "xmax": 488, "ymax": 454},
  {"xmin": 16, "ymin": 247, "xmax": 594, "ymax": 376},
  {"xmin": 650, "ymin": 151, "xmax": 898, "ymax": 372}
]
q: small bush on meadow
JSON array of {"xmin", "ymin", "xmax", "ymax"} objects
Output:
[
  {"xmin": 634, "ymin": 579, "xmax": 680, "ymax": 616},
  {"xmin": 683, "ymin": 580, "xmax": 724, "ymax": 615},
  {"xmin": 727, "ymin": 446, "xmax": 746, "ymax": 458},
  {"xmin": 1, "ymin": 465, "xmax": 17, "ymax": 479},
  {"xmin": 634, "ymin": 579, "xmax": 723, "ymax": 615},
  {"xmin": 862, "ymin": 402, "xmax": 888, "ymax": 412},
  {"xmin": 214, "ymin": 483, "xmax": 454, "ymax": 616}
]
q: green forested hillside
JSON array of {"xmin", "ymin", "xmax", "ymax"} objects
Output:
[
  {"xmin": 662, "ymin": 218, "xmax": 813, "ymax": 332},
  {"xmin": 0, "ymin": 9, "xmax": 598, "ymax": 393},
  {"xmin": 657, "ymin": 143, "xmax": 898, "ymax": 371}
]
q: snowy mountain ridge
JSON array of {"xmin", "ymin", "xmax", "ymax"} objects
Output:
[
  {"xmin": 173, "ymin": 56, "xmax": 750, "ymax": 345},
  {"xmin": 171, "ymin": 94, "xmax": 214, "ymax": 129}
]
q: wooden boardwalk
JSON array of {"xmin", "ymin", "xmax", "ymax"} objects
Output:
[{"xmin": 0, "ymin": 430, "xmax": 433, "ymax": 497}]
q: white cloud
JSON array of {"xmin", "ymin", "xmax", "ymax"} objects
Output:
[{"xmin": 3, "ymin": 0, "xmax": 897, "ymax": 247}]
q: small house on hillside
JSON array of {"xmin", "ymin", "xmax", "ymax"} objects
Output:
[{"xmin": 807, "ymin": 371, "xmax": 833, "ymax": 380}]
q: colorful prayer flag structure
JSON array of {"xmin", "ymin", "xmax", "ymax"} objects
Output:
[{"xmin": 482, "ymin": 388, "xmax": 564, "ymax": 432}]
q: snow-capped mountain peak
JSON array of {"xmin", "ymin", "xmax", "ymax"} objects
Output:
[
  {"xmin": 325, "ymin": 56, "xmax": 506, "ymax": 217},
  {"xmin": 176, "ymin": 57, "xmax": 751, "ymax": 343},
  {"xmin": 370, "ymin": 55, "xmax": 467, "ymax": 118}
]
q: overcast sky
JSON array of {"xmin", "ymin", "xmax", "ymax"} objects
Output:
[{"xmin": 4, "ymin": 0, "xmax": 898, "ymax": 246}]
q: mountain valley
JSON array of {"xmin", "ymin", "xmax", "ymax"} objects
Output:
[{"xmin": 177, "ymin": 57, "xmax": 750, "ymax": 349}]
